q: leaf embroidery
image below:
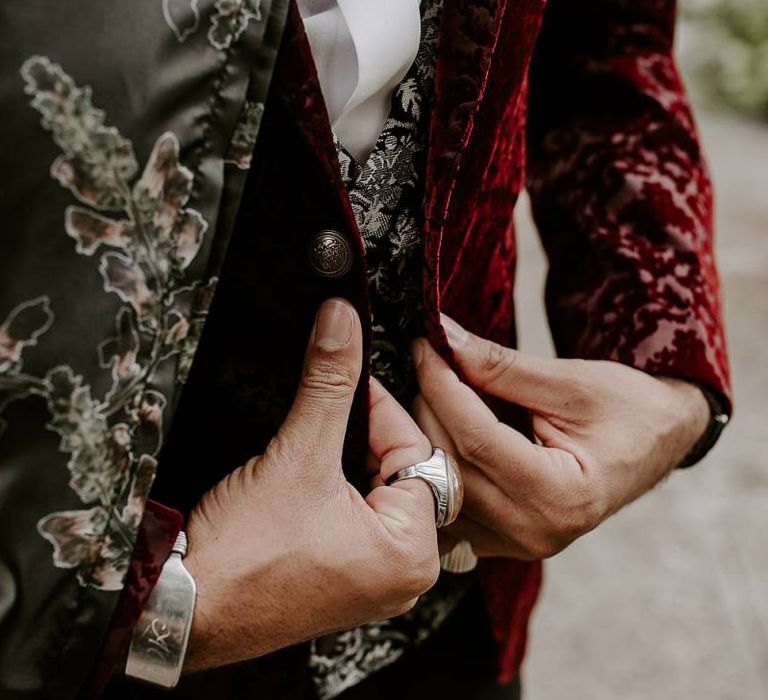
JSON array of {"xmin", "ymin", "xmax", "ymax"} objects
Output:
[
  {"xmin": 21, "ymin": 57, "xmax": 138, "ymax": 211},
  {"xmin": 0, "ymin": 56, "xmax": 215, "ymax": 590},
  {"xmin": 0, "ymin": 297, "xmax": 54, "ymax": 373}
]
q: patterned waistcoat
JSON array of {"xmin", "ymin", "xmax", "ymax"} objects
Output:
[{"xmin": 307, "ymin": 2, "xmax": 470, "ymax": 698}]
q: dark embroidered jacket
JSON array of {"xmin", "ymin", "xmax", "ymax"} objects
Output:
[{"xmin": 0, "ymin": 0, "xmax": 731, "ymax": 698}]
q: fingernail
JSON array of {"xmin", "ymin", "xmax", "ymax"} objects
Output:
[
  {"xmin": 411, "ymin": 339, "xmax": 425, "ymax": 368},
  {"xmin": 315, "ymin": 299, "xmax": 353, "ymax": 350},
  {"xmin": 441, "ymin": 314, "xmax": 468, "ymax": 348}
]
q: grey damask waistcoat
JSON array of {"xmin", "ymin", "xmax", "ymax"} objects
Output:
[
  {"xmin": 308, "ymin": 2, "xmax": 470, "ymax": 698},
  {"xmin": 335, "ymin": 0, "xmax": 441, "ymax": 406}
]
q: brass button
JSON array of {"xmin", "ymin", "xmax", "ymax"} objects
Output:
[{"xmin": 309, "ymin": 229, "xmax": 353, "ymax": 279}]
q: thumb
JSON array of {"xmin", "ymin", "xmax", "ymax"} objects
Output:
[
  {"xmin": 277, "ymin": 298, "xmax": 362, "ymax": 465},
  {"xmin": 440, "ymin": 313, "xmax": 579, "ymax": 412}
]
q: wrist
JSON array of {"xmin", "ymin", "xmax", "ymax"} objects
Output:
[
  {"xmin": 659, "ymin": 378, "xmax": 711, "ymax": 447},
  {"xmin": 656, "ymin": 377, "xmax": 731, "ymax": 470},
  {"xmin": 182, "ymin": 538, "xmax": 316, "ymax": 673},
  {"xmin": 672, "ymin": 382, "xmax": 730, "ymax": 469},
  {"xmin": 181, "ymin": 552, "xmax": 256, "ymax": 674},
  {"xmin": 182, "ymin": 543, "xmax": 239, "ymax": 673}
]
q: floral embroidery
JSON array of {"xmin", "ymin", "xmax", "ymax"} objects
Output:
[
  {"xmin": 161, "ymin": 0, "xmax": 261, "ymax": 50},
  {"xmin": 0, "ymin": 56, "xmax": 211, "ymax": 590},
  {"xmin": 170, "ymin": 277, "xmax": 218, "ymax": 384},
  {"xmin": 0, "ymin": 297, "xmax": 54, "ymax": 437},
  {"xmin": 224, "ymin": 100, "xmax": 264, "ymax": 169},
  {"xmin": 0, "ymin": 297, "xmax": 55, "ymax": 374},
  {"xmin": 311, "ymin": 585, "xmax": 463, "ymax": 698}
]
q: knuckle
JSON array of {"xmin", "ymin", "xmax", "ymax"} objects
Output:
[
  {"xmin": 350, "ymin": 543, "xmax": 438, "ymax": 621},
  {"xmin": 539, "ymin": 540, "xmax": 563, "ymax": 560},
  {"xmin": 302, "ymin": 358, "xmax": 357, "ymax": 398},
  {"xmin": 421, "ymin": 554, "xmax": 441, "ymax": 591},
  {"xmin": 531, "ymin": 502, "xmax": 598, "ymax": 560},
  {"xmin": 403, "ymin": 546, "xmax": 440, "ymax": 595},
  {"xmin": 456, "ymin": 423, "xmax": 493, "ymax": 463},
  {"xmin": 387, "ymin": 540, "xmax": 440, "ymax": 599},
  {"xmin": 480, "ymin": 341, "xmax": 517, "ymax": 383},
  {"xmin": 559, "ymin": 516, "xmax": 586, "ymax": 542},
  {"xmin": 399, "ymin": 566, "xmax": 437, "ymax": 599},
  {"xmin": 525, "ymin": 535, "xmax": 563, "ymax": 561},
  {"xmin": 381, "ymin": 434, "xmax": 432, "ymax": 470},
  {"xmin": 377, "ymin": 597, "xmax": 419, "ymax": 620},
  {"xmin": 562, "ymin": 478, "xmax": 604, "ymax": 537},
  {"xmin": 571, "ymin": 493, "xmax": 603, "ymax": 536}
]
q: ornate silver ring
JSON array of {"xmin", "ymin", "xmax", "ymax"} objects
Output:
[{"xmin": 385, "ymin": 447, "xmax": 463, "ymax": 528}]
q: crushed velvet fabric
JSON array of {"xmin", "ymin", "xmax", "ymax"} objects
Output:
[{"xmin": 526, "ymin": 0, "xmax": 730, "ymax": 394}]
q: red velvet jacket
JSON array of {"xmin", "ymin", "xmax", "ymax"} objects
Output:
[{"xmin": 98, "ymin": 0, "xmax": 731, "ymax": 696}]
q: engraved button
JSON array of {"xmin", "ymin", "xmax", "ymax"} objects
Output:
[{"xmin": 309, "ymin": 229, "xmax": 353, "ymax": 279}]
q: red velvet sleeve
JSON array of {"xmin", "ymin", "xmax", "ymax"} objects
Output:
[
  {"xmin": 526, "ymin": 0, "xmax": 732, "ymax": 412},
  {"xmin": 82, "ymin": 500, "xmax": 183, "ymax": 698}
]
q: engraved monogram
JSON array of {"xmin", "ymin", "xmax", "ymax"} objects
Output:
[{"xmin": 141, "ymin": 617, "xmax": 176, "ymax": 660}]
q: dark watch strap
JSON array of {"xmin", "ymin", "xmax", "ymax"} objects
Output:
[{"xmin": 677, "ymin": 387, "xmax": 730, "ymax": 469}]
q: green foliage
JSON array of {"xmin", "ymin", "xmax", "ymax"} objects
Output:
[{"xmin": 683, "ymin": 0, "xmax": 768, "ymax": 120}]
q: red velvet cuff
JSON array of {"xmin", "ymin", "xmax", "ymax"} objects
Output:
[{"xmin": 81, "ymin": 500, "xmax": 184, "ymax": 698}]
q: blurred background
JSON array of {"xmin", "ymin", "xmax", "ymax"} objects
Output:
[{"xmin": 517, "ymin": 1, "xmax": 768, "ymax": 698}]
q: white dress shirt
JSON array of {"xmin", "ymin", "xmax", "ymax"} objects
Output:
[{"xmin": 297, "ymin": 0, "xmax": 422, "ymax": 161}]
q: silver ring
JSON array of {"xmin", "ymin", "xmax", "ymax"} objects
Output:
[{"xmin": 385, "ymin": 447, "xmax": 463, "ymax": 528}]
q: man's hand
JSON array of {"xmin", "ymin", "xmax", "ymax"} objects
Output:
[
  {"xmin": 412, "ymin": 315, "xmax": 710, "ymax": 561},
  {"xmin": 183, "ymin": 299, "xmax": 439, "ymax": 673}
]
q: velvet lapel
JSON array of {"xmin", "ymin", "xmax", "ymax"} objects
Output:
[
  {"xmin": 271, "ymin": 1, "xmax": 348, "ymax": 189},
  {"xmin": 272, "ymin": 0, "xmax": 511, "ymax": 216},
  {"xmin": 268, "ymin": 0, "xmax": 372, "ymax": 330},
  {"xmin": 425, "ymin": 0, "xmax": 510, "ymax": 217},
  {"xmin": 267, "ymin": 2, "xmax": 373, "ymax": 489},
  {"xmin": 421, "ymin": 0, "xmax": 512, "ymax": 350},
  {"xmin": 437, "ymin": 0, "xmax": 546, "ymax": 300}
]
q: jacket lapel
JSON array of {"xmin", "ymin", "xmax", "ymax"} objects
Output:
[
  {"xmin": 425, "ymin": 0, "xmax": 510, "ymax": 225},
  {"xmin": 270, "ymin": 1, "xmax": 346, "ymax": 188},
  {"xmin": 421, "ymin": 0, "xmax": 512, "ymax": 350},
  {"xmin": 432, "ymin": 0, "xmax": 546, "ymax": 302}
]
